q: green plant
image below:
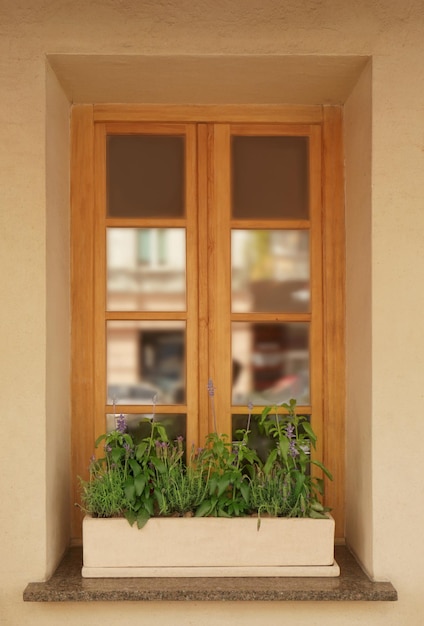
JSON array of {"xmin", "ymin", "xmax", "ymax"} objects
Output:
[
  {"xmin": 153, "ymin": 438, "xmax": 209, "ymax": 516},
  {"xmin": 79, "ymin": 460, "xmax": 133, "ymax": 519},
  {"xmin": 251, "ymin": 399, "xmax": 333, "ymax": 521},
  {"xmin": 78, "ymin": 413, "xmax": 170, "ymax": 528},
  {"xmin": 78, "ymin": 416, "xmax": 136, "ymax": 519},
  {"xmin": 77, "ymin": 392, "xmax": 333, "ymax": 527},
  {"xmin": 193, "ymin": 430, "xmax": 259, "ymax": 517}
]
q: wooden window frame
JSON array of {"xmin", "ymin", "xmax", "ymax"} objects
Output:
[{"xmin": 71, "ymin": 105, "xmax": 345, "ymax": 540}]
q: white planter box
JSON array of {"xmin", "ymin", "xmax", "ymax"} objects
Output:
[{"xmin": 82, "ymin": 515, "xmax": 339, "ymax": 578}]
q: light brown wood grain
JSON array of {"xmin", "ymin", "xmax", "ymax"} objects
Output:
[
  {"xmin": 322, "ymin": 106, "xmax": 346, "ymax": 540},
  {"xmin": 70, "ymin": 105, "xmax": 95, "ymax": 540}
]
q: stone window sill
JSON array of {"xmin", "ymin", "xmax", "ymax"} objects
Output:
[{"xmin": 23, "ymin": 545, "xmax": 397, "ymax": 602}]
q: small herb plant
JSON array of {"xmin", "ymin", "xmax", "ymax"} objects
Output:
[
  {"xmin": 78, "ymin": 389, "xmax": 332, "ymax": 528},
  {"xmin": 153, "ymin": 438, "xmax": 209, "ymax": 517},
  {"xmin": 249, "ymin": 399, "xmax": 333, "ymax": 521}
]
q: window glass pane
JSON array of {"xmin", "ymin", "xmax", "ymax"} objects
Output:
[
  {"xmin": 107, "ymin": 320, "xmax": 186, "ymax": 405},
  {"xmin": 107, "ymin": 228, "xmax": 186, "ymax": 312},
  {"xmin": 107, "ymin": 134, "xmax": 185, "ymax": 218},
  {"xmin": 231, "ymin": 136, "xmax": 309, "ymax": 219},
  {"xmin": 232, "ymin": 322, "xmax": 309, "ymax": 406},
  {"xmin": 231, "ymin": 230, "xmax": 309, "ymax": 313},
  {"xmin": 232, "ymin": 413, "xmax": 311, "ymax": 462},
  {"xmin": 107, "ymin": 413, "xmax": 186, "ymax": 445}
]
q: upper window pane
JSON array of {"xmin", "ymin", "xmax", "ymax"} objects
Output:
[
  {"xmin": 231, "ymin": 136, "xmax": 309, "ymax": 219},
  {"xmin": 107, "ymin": 228, "xmax": 186, "ymax": 312},
  {"xmin": 107, "ymin": 135, "xmax": 185, "ymax": 218}
]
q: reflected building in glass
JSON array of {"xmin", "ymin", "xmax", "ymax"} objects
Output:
[
  {"xmin": 231, "ymin": 229, "xmax": 310, "ymax": 406},
  {"xmin": 106, "ymin": 228, "xmax": 186, "ymax": 406}
]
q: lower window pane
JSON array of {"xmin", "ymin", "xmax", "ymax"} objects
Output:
[
  {"xmin": 107, "ymin": 320, "xmax": 186, "ymax": 405},
  {"xmin": 232, "ymin": 322, "xmax": 309, "ymax": 406},
  {"xmin": 232, "ymin": 412, "xmax": 312, "ymax": 463},
  {"xmin": 107, "ymin": 413, "xmax": 186, "ymax": 444}
]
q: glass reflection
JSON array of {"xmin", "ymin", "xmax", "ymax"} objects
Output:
[
  {"xmin": 107, "ymin": 413, "xmax": 186, "ymax": 445},
  {"xmin": 107, "ymin": 320, "xmax": 186, "ymax": 405},
  {"xmin": 232, "ymin": 322, "xmax": 309, "ymax": 406},
  {"xmin": 231, "ymin": 230, "xmax": 309, "ymax": 313},
  {"xmin": 107, "ymin": 228, "xmax": 186, "ymax": 312}
]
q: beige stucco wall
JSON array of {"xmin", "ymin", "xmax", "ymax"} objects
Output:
[
  {"xmin": 344, "ymin": 60, "xmax": 373, "ymax": 569},
  {"xmin": 1, "ymin": 1, "xmax": 424, "ymax": 624}
]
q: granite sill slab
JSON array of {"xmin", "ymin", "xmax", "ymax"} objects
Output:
[{"xmin": 23, "ymin": 546, "xmax": 397, "ymax": 602}]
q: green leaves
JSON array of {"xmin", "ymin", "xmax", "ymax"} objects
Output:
[
  {"xmin": 250, "ymin": 400, "xmax": 333, "ymax": 518},
  {"xmin": 301, "ymin": 422, "xmax": 317, "ymax": 448},
  {"xmin": 240, "ymin": 481, "xmax": 250, "ymax": 504},
  {"xmin": 278, "ymin": 436, "xmax": 290, "ymax": 462},
  {"xmin": 124, "ymin": 478, "xmax": 136, "ymax": 502},
  {"xmin": 195, "ymin": 499, "xmax": 215, "ymax": 517},
  {"xmin": 79, "ymin": 398, "xmax": 333, "ymax": 525},
  {"xmin": 111, "ymin": 447, "xmax": 125, "ymax": 463},
  {"xmin": 134, "ymin": 474, "xmax": 146, "ymax": 497},
  {"xmin": 128, "ymin": 459, "xmax": 142, "ymax": 476},
  {"xmin": 311, "ymin": 459, "xmax": 333, "ymax": 481}
]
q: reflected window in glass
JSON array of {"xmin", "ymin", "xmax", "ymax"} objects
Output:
[
  {"xmin": 107, "ymin": 320, "xmax": 186, "ymax": 405},
  {"xmin": 232, "ymin": 321, "xmax": 310, "ymax": 406},
  {"xmin": 107, "ymin": 228, "xmax": 186, "ymax": 312}
]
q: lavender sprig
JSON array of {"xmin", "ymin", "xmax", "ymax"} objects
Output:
[
  {"xmin": 207, "ymin": 378, "xmax": 217, "ymax": 433},
  {"xmin": 116, "ymin": 413, "xmax": 127, "ymax": 434},
  {"xmin": 286, "ymin": 422, "xmax": 299, "ymax": 458},
  {"xmin": 246, "ymin": 400, "xmax": 253, "ymax": 432}
]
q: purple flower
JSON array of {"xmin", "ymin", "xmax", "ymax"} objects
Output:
[
  {"xmin": 289, "ymin": 440, "xmax": 299, "ymax": 458},
  {"xmin": 207, "ymin": 379, "xmax": 215, "ymax": 397},
  {"xmin": 285, "ymin": 423, "xmax": 298, "ymax": 458},
  {"xmin": 207, "ymin": 379, "xmax": 217, "ymax": 432},
  {"xmin": 158, "ymin": 441, "xmax": 168, "ymax": 458},
  {"xmin": 286, "ymin": 423, "xmax": 295, "ymax": 439},
  {"xmin": 104, "ymin": 444, "xmax": 112, "ymax": 453},
  {"xmin": 116, "ymin": 413, "xmax": 127, "ymax": 434},
  {"xmin": 123, "ymin": 441, "xmax": 132, "ymax": 456}
]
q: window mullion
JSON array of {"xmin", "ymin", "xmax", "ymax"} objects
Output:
[
  {"xmin": 184, "ymin": 123, "xmax": 200, "ymax": 449},
  {"xmin": 197, "ymin": 123, "xmax": 213, "ymax": 443},
  {"xmin": 210, "ymin": 124, "xmax": 232, "ymax": 436}
]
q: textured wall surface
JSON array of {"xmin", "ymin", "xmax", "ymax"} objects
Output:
[{"xmin": 1, "ymin": 0, "xmax": 424, "ymax": 624}]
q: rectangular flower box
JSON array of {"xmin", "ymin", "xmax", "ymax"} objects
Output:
[{"xmin": 82, "ymin": 515, "xmax": 339, "ymax": 577}]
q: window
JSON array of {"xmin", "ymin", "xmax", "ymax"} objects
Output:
[{"xmin": 71, "ymin": 106, "xmax": 345, "ymax": 540}]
